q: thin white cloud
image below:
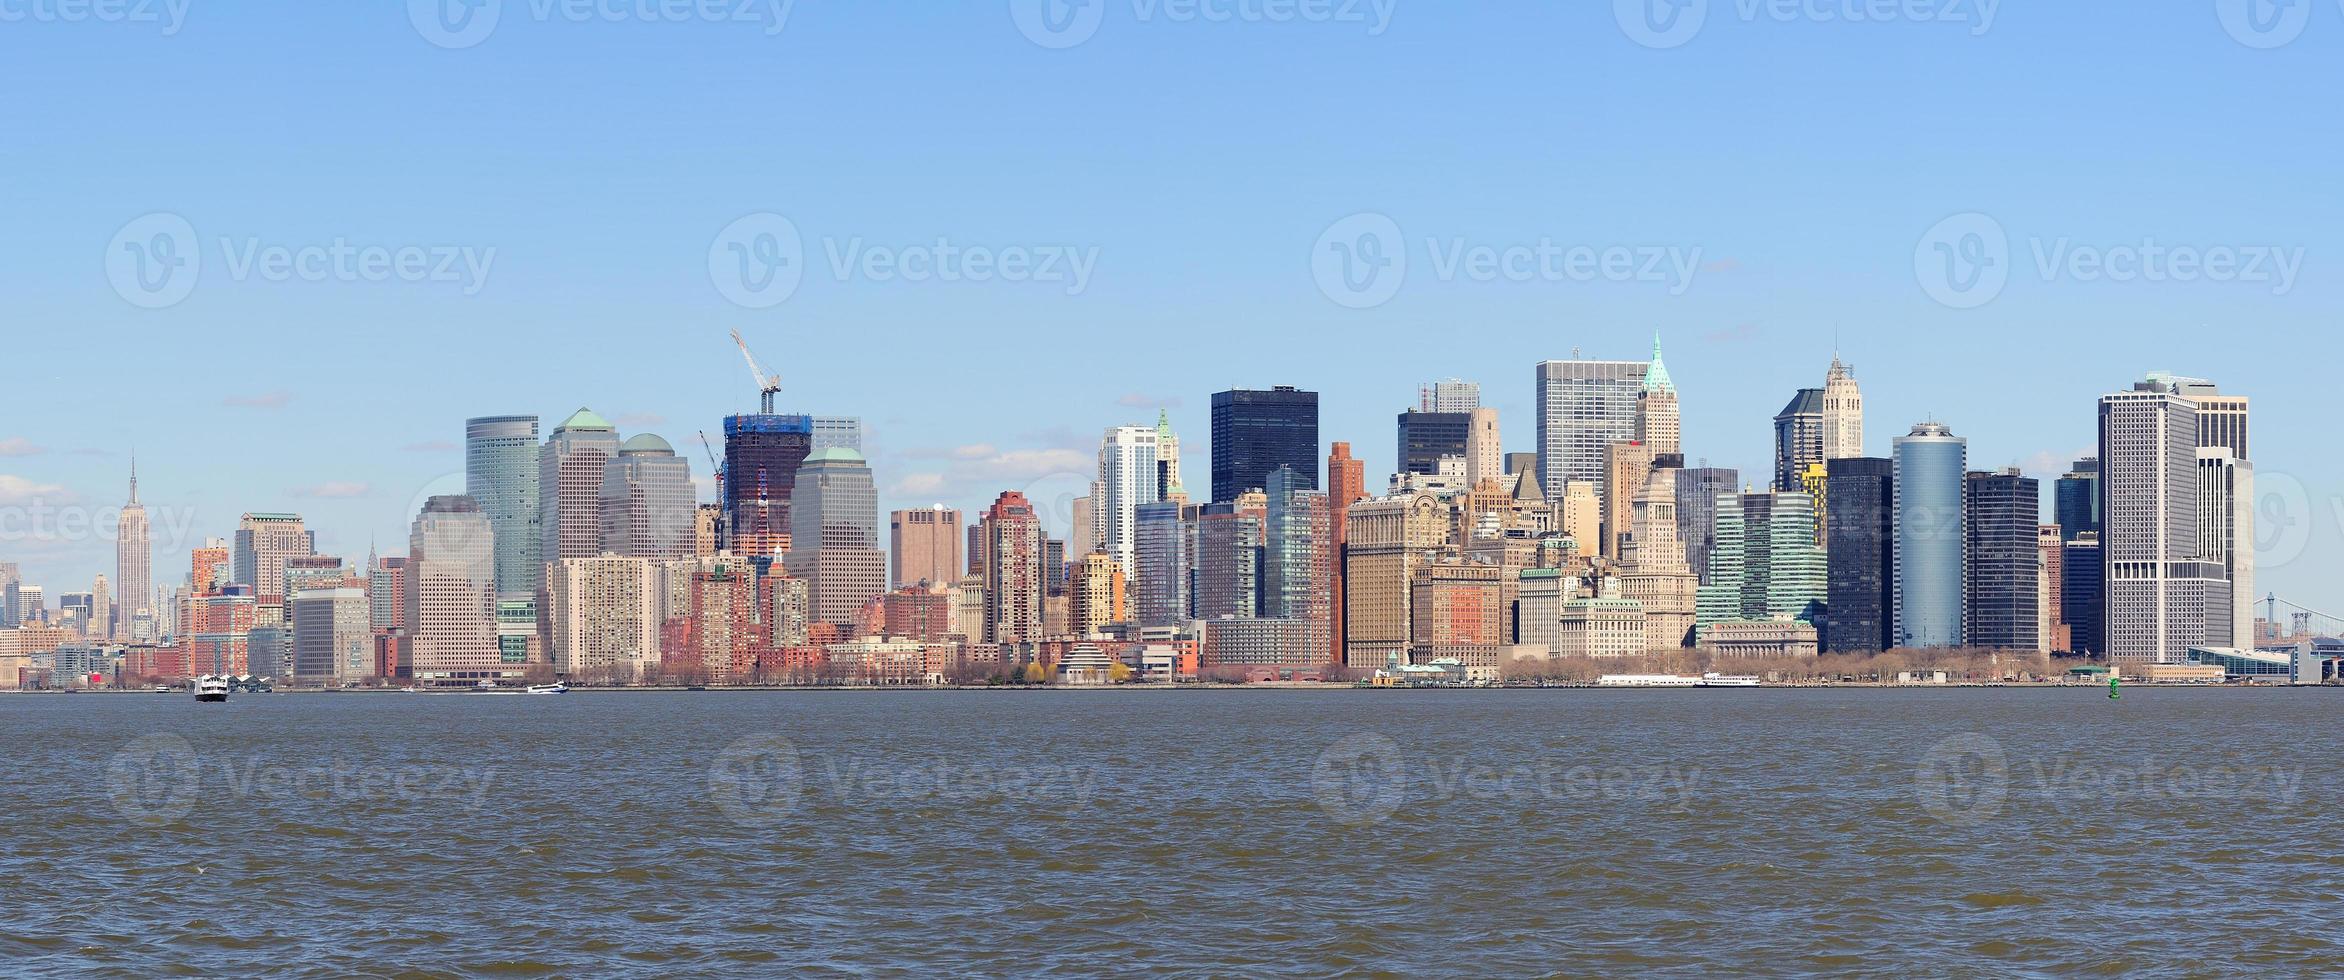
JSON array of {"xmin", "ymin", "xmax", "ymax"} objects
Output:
[
  {"xmin": 0, "ymin": 438, "xmax": 44, "ymax": 457},
  {"xmin": 0, "ymin": 475, "xmax": 70, "ymax": 504},
  {"xmin": 1117, "ymin": 393, "xmax": 1182, "ymax": 410}
]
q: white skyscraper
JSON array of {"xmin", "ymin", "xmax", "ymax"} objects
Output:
[
  {"xmin": 1536, "ymin": 357, "xmax": 1648, "ymax": 509},
  {"xmin": 2099, "ymin": 378, "xmax": 2227, "ymax": 663},
  {"xmin": 2198, "ymin": 448, "xmax": 2253, "ymax": 649},
  {"xmin": 1822, "ymin": 356, "xmax": 1864, "ymax": 459},
  {"xmin": 1096, "ymin": 425, "xmax": 1162, "ymax": 575},
  {"xmin": 1428, "ymin": 378, "xmax": 1480, "ymax": 413}
]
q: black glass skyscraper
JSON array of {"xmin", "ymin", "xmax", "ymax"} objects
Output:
[
  {"xmin": 1395, "ymin": 410, "xmax": 1472, "ymax": 476},
  {"xmin": 2053, "ymin": 457, "xmax": 2101, "ymax": 541},
  {"xmin": 1675, "ymin": 466, "xmax": 1739, "ymax": 586},
  {"xmin": 1824, "ymin": 456, "xmax": 1894, "ymax": 653},
  {"xmin": 1210, "ymin": 387, "xmax": 1318, "ymax": 503},
  {"xmin": 1965, "ymin": 468, "xmax": 2042, "ymax": 650}
]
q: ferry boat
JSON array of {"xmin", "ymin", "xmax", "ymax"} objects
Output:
[
  {"xmin": 1698, "ymin": 673, "xmax": 1762, "ymax": 688},
  {"xmin": 526, "ymin": 682, "xmax": 568, "ymax": 695},
  {"xmin": 194, "ymin": 675, "xmax": 231, "ymax": 703}
]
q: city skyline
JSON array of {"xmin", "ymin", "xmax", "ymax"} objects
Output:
[{"xmin": 0, "ymin": 346, "xmax": 2318, "ymax": 614}]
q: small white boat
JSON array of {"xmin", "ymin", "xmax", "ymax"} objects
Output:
[
  {"xmin": 194, "ymin": 675, "xmax": 230, "ymax": 703},
  {"xmin": 1698, "ymin": 673, "xmax": 1762, "ymax": 687},
  {"xmin": 526, "ymin": 683, "xmax": 568, "ymax": 695}
]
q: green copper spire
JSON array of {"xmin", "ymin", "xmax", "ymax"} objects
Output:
[{"xmin": 1644, "ymin": 333, "xmax": 1675, "ymax": 393}]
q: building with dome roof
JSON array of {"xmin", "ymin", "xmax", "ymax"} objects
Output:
[
  {"xmin": 785, "ymin": 447, "xmax": 886, "ymax": 628},
  {"xmin": 540, "ymin": 408, "xmax": 622, "ymax": 571},
  {"xmin": 601, "ymin": 432, "xmax": 695, "ymax": 558}
]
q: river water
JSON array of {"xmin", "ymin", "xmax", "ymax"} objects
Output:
[{"xmin": 1, "ymin": 688, "xmax": 2331, "ymax": 975}]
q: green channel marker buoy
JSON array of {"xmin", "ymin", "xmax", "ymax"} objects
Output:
[{"xmin": 2108, "ymin": 674, "xmax": 2122, "ymax": 700}]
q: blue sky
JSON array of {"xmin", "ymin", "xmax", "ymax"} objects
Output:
[{"xmin": 2, "ymin": 2, "xmax": 2338, "ymax": 610}]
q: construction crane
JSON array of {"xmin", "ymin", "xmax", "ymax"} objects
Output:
[{"xmin": 731, "ymin": 329, "xmax": 782, "ymax": 414}]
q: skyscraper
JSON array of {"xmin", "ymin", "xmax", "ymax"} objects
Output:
[
  {"xmin": 405, "ymin": 496, "xmax": 499, "ymax": 687},
  {"xmin": 1154, "ymin": 409, "xmax": 1187, "ymax": 501},
  {"xmin": 1824, "ymin": 457, "xmax": 1894, "ymax": 654},
  {"xmin": 1602, "ymin": 441, "xmax": 1654, "ymax": 559},
  {"xmin": 981, "ymin": 491, "xmax": 1045, "ymax": 644},
  {"xmin": 599, "ymin": 433, "xmax": 695, "ymax": 558},
  {"xmin": 1965, "ymin": 468, "xmax": 2041, "ymax": 651},
  {"xmin": 1773, "ymin": 389, "xmax": 1825, "ymax": 492},
  {"xmin": 889, "ymin": 506, "xmax": 963, "ymax": 588},
  {"xmin": 549, "ymin": 555, "xmax": 660, "ymax": 680},
  {"xmin": 784, "ymin": 448, "xmax": 887, "ymax": 630},
  {"xmin": 1396, "ymin": 410, "xmax": 1472, "ymax": 476},
  {"xmin": 1427, "ymin": 378, "xmax": 1480, "ymax": 413},
  {"xmin": 2099, "ymin": 378, "xmax": 2226, "ymax": 663},
  {"xmin": 1067, "ymin": 551, "xmax": 1126, "ymax": 636},
  {"xmin": 1675, "ymin": 466, "xmax": 1739, "ymax": 585},
  {"xmin": 1133, "ymin": 500, "xmax": 1193, "ymax": 628},
  {"xmin": 1535, "ymin": 357, "xmax": 1646, "ymax": 508},
  {"xmin": 1892, "ymin": 422, "xmax": 1967, "ymax": 649},
  {"xmin": 1696, "ymin": 491, "xmax": 1828, "ymax": 630},
  {"xmin": 1210, "ymin": 386, "xmax": 1319, "ymax": 503},
  {"xmin": 722, "ymin": 412, "xmax": 813, "ymax": 563},
  {"xmin": 2198, "ymin": 448, "xmax": 2253, "ymax": 649},
  {"xmin": 115, "ymin": 459, "xmax": 150, "ymax": 637},
  {"xmin": 1342, "ymin": 492, "xmax": 1447, "ymax": 668},
  {"xmin": 1192, "ymin": 503, "xmax": 1263, "ymax": 622},
  {"xmin": 1821, "ymin": 356, "xmax": 1864, "ymax": 459},
  {"xmin": 538, "ymin": 409, "xmax": 622, "ymax": 571},
  {"xmin": 2063, "ymin": 532, "xmax": 2104, "ymax": 655},
  {"xmin": 810, "ymin": 415, "xmax": 863, "ymax": 454},
  {"xmin": 1097, "ymin": 425, "xmax": 1162, "ymax": 575},
  {"xmin": 1636, "ymin": 335, "xmax": 1681, "ymax": 457},
  {"xmin": 1465, "ymin": 407, "xmax": 1503, "ymax": 487},
  {"xmin": 233, "ymin": 513, "xmax": 311, "ymax": 622},
  {"xmin": 2053, "ymin": 457, "xmax": 2102, "ymax": 541},
  {"xmin": 465, "ymin": 415, "xmax": 541, "ymax": 596},
  {"xmin": 1620, "ymin": 464, "xmax": 1697, "ymax": 652},
  {"xmin": 1263, "ymin": 466, "xmax": 1333, "ymax": 656},
  {"xmin": 290, "ymin": 586, "xmax": 370, "ymax": 685},
  {"xmin": 1325, "ymin": 442, "xmax": 1367, "ymax": 663}
]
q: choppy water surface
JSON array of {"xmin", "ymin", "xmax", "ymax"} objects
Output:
[{"xmin": 2, "ymin": 688, "xmax": 2334, "ymax": 975}]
